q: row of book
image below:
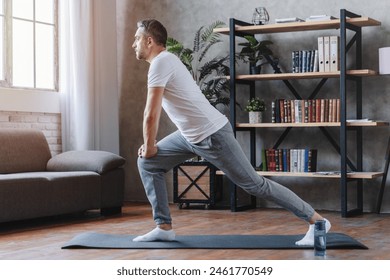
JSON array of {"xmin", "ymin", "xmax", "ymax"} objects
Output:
[
  {"xmin": 318, "ymin": 35, "xmax": 339, "ymax": 72},
  {"xmin": 292, "ymin": 50, "xmax": 319, "ymax": 73},
  {"xmin": 271, "ymin": 99, "xmax": 341, "ymax": 123},
  {"xmin": 261, "ymin": 148, "xmax": 318, "ymax": 172},
  {"xmin": 290, "ymin": 36, "xmax": 340, "ymax": 73}
]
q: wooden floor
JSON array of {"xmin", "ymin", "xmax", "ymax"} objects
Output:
[{"xmin": 0, "ymin": 202, "xmax": 390, "ymax": 260}]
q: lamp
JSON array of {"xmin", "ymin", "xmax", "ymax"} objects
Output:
[{"xmin": 379, "ymin": 47, "xmax": 390, "ymax": 75}]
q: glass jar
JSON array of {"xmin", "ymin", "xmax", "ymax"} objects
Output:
[{"xmin": 252, "ymin": 7, "xmax": 269, "ymax": 25}]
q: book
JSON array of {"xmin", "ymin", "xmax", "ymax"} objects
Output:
[
  {"xmin": 286, "ymin": 100, "xmax": 291, "ymax": 123},
  {"xmin": 304, "ymin": 100, "xmax": 309, "ymax": 123},
  {"xmin": 294, "ymin": 100, "xmax": 301, "ymax": 123},
  {"xmin": 301, "ymin": 100, "xmax": 305, "ymax": 123},
  {"xmin": 306, "ymin": 15, "xmax": 337, "ymax": 21},
  {"xmin": 313, "ymin": 49, "xmax": 319, "ymax": 72},
  {"xmin": 311, "ymin": 99, "xmax": 316, "ymax": 122},
  {"xmin": 299, "ymin": 50, "xmax": 303, "ymax": 72},
  {"xmin": 308, "ymin": 100, "xmax": 313, "ymax": 122},
  {"xmin": 275, "ymin": 99, "xmax": 282, "ymax": 123},
  {"xmin": 318, "ymin": 36, "xmax": 325, "ymax": 72},
  {"xmin": 290, "ymin": 100, "xmax": 295, "ymax": 123},
  {"xmin": 290, "ymin": 149, "xmax": 298, "ymax": 172},
  {"xmin": 283, "ymin": 149, "xmax": 288, "ymax": 172},
  {"xmin": 310, "ymin": 50, "xmax": 316, "ymax": 72},
  {"xmin": 269, "ymin": 149, "xmax": 276, "ymax": 171},
  {"xmin": 330, "ymin": 35, "xmax": 340, "ymax": 72},
  {"xmin": 271, "ymin": 101, "xmax": 276, "ymax": 123},
  {"xmin": 324, "ymin": 36, "xmax": 330, "ymax": 72},
  {"xmin": 347, "ymin": 118, "xmax": 373, "ymax": 122},
  {"xmin": 280, "ymin": 99, "xmax": 285, "ymax": 123},
  {"xmin": 302, "ymin": 50, "xmax": 308, "ymax": 72},
  {"xmin": 315, "ymin": 99, "xmax": 321, "ymax": 122},
  {"xmin": 324, "ymin": 99, "xmax": 329, "ymax": 122},
  {"xmin": 275, "ymin": 149, "xmax": 280, "ymax": 171},
  {"xmin": 329, "ymin": 99, "xmax": 333, "ymax": 122},
  {"xmin": 275, "ymin": 17, "xmax": 305, "ymax": 23},
  {"xmin": 305, "ymin": 149, "xmax": 317, "ymax": 172},
  {"xmin": 261, "ymin": 149, "xmax": 267, "ymax": 171},
  {"xmin": 330, "ymin": 99, "xmax": 337, "ymax": 122},
  {"xmin": 292, "ymin": 51, "xmax": 297, "ymax": 73}
]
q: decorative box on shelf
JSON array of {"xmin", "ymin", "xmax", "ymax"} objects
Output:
[{"xmin": 173, "ymin": 160, "xmax": 221, "ymax": 209}]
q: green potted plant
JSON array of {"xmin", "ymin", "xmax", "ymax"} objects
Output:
[
  {"xmin": 245, "ymin": 97, "xmax": 266, "ymax": 123},
  {"xmin": 166, "ymin": 21, "xmax": 230, "ymax": 111},
  {"xmin": 238, "ymin": 35, "xmax": 273, "ymax": 74}
]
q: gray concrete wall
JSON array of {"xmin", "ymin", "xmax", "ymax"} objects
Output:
[{"xmin": 116, "ymin": 0, "xmax": 390, "ymax": 213}]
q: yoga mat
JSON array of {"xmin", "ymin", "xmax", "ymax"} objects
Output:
[{"xmin": 62, "ymin": 232, "xmax": 367, "ymax": 249}]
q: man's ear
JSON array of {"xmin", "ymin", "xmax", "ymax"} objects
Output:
[{"xmin": 147, "ymin": 36, "xmax": 153, "ymax": 47}]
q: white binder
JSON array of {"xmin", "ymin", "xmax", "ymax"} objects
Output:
[
  {"xmin": 324, "ymin": 36, "xmax": 330, "ymax": 72},
  {"xmin": 330, "ymin": 36, "xmax": 340, "ymax": 72},
  {"xmin": 317, "ymin": 36, "xmax": 325, "ymax": 72}
]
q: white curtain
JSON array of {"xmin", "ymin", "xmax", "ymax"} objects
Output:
[{"xmin": 59, "ymin": 0, "xmax": 120, "ymax": 154}]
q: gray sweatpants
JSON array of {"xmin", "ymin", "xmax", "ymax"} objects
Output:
[{"xmin": 137, "ymin": 123, "xmax": 315, "ymax": 225}]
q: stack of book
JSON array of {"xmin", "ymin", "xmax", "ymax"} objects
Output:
[
  {"xmin": 292, "ymin": 50, "xmax": 319, "ymax": 73},
  {"xmin": 306, "ymin": 15, "xmax": 336, "ymax": 21},
  {"xmin": 261, "ymin": 148, "xmax": 317, "ymax": 172},
  {"xmin": 271, "ymin": 99, "xmax": 340, "ymax": 123},
  {"xmin": 275, "ymin": 17, "xmax": 305, "ymax": 24}
]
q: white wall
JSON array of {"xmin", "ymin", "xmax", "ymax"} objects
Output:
[{"xmin": 0, "ymin": 89, "xmax": 60, "ymax": 114}]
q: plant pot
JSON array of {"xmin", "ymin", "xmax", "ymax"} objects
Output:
[
  {"xmin": 250, "ymin": 64, "xmax": 262, "ymax": 74},
  {"xmin": 248, "ymin": 111, "xmax": 263, "ymax": 123}
]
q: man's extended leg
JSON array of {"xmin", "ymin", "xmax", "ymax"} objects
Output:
[
  {"xmin": 191, "ymin": 124, "xmax": 315, "ymax": 221},
  {"xmin": 190, "ymin": 124, "xmax": 330, "ymax": 245}
]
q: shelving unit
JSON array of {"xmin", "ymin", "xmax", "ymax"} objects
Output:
[{"xmin": 214, "ymin": 9, "xmax": 388, "ymax": 216}]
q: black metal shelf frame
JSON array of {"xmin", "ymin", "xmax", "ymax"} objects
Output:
[{"xmin": 226, "ymin": 9, "xmax": 371, "ymax": 216}]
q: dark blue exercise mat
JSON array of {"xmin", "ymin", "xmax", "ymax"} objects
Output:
[{"xmin": 61, "ymin": 232, "xmax": 367, "ymax": 249}]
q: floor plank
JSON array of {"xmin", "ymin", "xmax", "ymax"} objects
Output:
[{"xmin": 0, "ymin": 202, "xmax": 389, "ymax": 260}]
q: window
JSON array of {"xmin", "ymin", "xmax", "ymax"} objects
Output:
[{"xmin": 0, "ymin": 0, "xmax": 58, "ymax": 91}]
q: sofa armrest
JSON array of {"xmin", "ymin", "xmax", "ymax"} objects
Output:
[{"xmin": 47, "ymin": 151, "xmax": 125, "ymax": 174}]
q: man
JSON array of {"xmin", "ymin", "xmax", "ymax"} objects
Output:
[{"xmin": 132, "ymin": 19, "xmax": 330, "ymax": 245}]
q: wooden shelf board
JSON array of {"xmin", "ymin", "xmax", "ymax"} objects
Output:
[
  {"xmin": 227, "ymin": 70, "xmax": 377, "ymax": 81},
  {"xmin": 216, "ymin": 170, "xmax": 383, "ymax": 179},
  {"xmin": 214, "ymin": 17, "xmax": 381, "ymax": 35},
  {"xmin": 236, "ymin": 121, "xmax": 389, "ymax": 128}
]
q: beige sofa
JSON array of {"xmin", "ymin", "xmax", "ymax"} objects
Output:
[{"xmin": 0, "ymin": 128, "xmax": 125, "ymax": 223}]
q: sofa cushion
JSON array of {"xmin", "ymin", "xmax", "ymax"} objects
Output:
[
  {"xmin": 0, "ymin": 171, "xmax": 101, "ymax": 223},
  {"xmin": 47, "ymin": 150, "xmax": 125, "ymax": 174},
  {"xmin": 0, "ymin": 129, "xmax": 52, "ymax": 174}
]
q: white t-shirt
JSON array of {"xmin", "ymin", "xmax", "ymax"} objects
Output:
[{"xmin": 148, "ymin": 51, "xmax": 228, "ymax": 143}]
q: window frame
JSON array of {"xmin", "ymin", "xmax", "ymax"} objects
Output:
[{"xmin": 0, "ymin": 0, "xmax": 59, "ymax": 92}]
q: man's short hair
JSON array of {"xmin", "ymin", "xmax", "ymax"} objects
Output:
[{"xmin": 137, "ymin": 19, "xmax": 167, "ymax": 47}]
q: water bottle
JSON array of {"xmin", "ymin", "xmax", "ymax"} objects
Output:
[{"xmin": 314, "ymin": 220, "xmax": 326, "ymax": 257}]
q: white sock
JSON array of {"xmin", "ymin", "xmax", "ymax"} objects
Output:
[
  {"xmin": 132, "ymin": 227, "xmax": 176, "ymax": 242},
  {"xmin": 295, "ymin": 218, "xmax": 331, "ymax": 246}
]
